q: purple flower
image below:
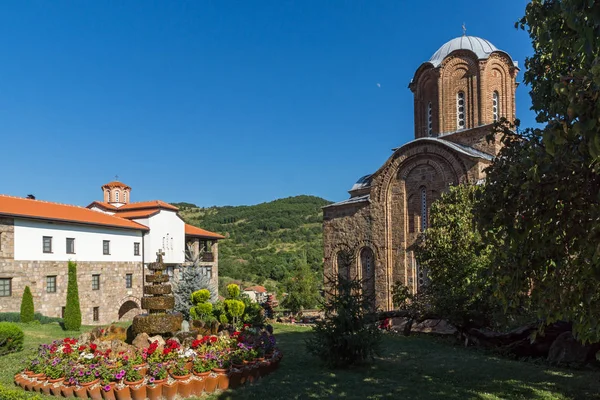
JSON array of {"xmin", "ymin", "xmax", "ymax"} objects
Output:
[
  {"xmin": 103, "ymin": 385, "xmax": 111, "ymax": 392},
  {"xmin": 149, "ymin": 377, "xmax": 155, "ymax": 383}
]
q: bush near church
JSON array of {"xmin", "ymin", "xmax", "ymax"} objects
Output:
[{"xmin": 0, "ymin": 322, "xmax": 24, "ymax": 356}]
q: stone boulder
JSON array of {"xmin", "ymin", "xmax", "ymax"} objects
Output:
[
  {"xmin": 175, "ymin": 331, "xmax": 197, "ymax": 348},
  {"xmin": 148, "ymin": 335, "xmax": 166, "ymax": 349},
  {"xmin": 547, "ymin": 332, "xmax": 592, "ymax": 365},
  {"xmin": 77, "ymin": 332, "xmax": 92, "ymax": 346},
  {"xmin": 132, "ymin": 333, "xmax": 150, "ymax": 350},
  {"xmin": 111, "ymin": 339, "xmax": 135, "ymax": 355}
]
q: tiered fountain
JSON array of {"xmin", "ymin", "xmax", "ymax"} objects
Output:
[{"xmin": 132, "ymin": 250, "xmax": 182, "ymax": 337}]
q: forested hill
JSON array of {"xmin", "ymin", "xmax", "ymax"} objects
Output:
[{"xmin": 174, "ymin": 195, "xmax": 331, "ymax": 290}]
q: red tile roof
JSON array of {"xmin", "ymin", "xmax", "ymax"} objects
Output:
[
  {"xmin": 101, "ymin": 181, "xmax": 131, "ymax": 189},
  {"xmin": 0, "ymin": 195, "xmax": 148, "ymax": 231},
  {"xmin": 184, "ymin": 224, "xmax": 225, "ymax": 239},
  {"xmin": 119, "ymin": 201, "xmax": 179, "ymax": 211},
  {"xmin": 244, "ymin": 285, "xmax": 267, "ymax": 293},
  {"xmin": 87, "ymin": 201, "xmax": 118, "ymax": 211},
  {"xmin": 114, "ymin": 210, "xmax": 160, "ymax": 219}
]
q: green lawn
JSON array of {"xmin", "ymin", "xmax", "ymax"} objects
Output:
[{"xmin": 2, "ymin": 323, "xmax": 599, "ymax": 400}]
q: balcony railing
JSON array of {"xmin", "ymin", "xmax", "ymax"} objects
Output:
[{"xmin": 201, "ymin": 252, "xmax": 214, "ymax": 262}]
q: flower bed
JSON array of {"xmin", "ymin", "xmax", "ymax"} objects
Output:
[{"xmin": 14, "ymin": 325, "xmax": 282, "ymax": 400}]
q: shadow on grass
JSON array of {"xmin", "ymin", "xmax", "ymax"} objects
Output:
[{"xmin": 215, "ymin": 326, "xmax": 600, "ymax": 400}]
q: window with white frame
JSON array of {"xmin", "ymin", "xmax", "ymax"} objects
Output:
[
  {"xmin": 493, "ymin": 91, "xmax": 499, "ymax": 122},
  {"xmin": 115, "ymin": 191, "xmax": 119, "ymax": 202},
  {"xmin": 457, "ymin": 91, "xmax": 465, "ymax": 129},
  {"xmin": 427, "ymin": 102, "xmax": 433, "ymax": 136},
  {"xmin": 123, "ymin": 192, "xmax": 127, "ymax": 203}
]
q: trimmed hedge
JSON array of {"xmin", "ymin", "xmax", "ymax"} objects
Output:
[
  {"xmin": 0, "ymin": 384, "xmax": 43, "ymax": 400},
  {"xmin": 0, "ymin": 322, "xmax": 24, "ymax": 355},
  {"xmin": 0, "ymin": 312, "xmax": 62, "ymax": 324}
]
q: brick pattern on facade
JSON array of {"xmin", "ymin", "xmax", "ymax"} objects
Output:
[{"xmin": 324, "ymin": 40, "xmax": 517, "ymax": 311}]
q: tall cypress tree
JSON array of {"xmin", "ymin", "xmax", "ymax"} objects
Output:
[
  {"xmin": 63, "ymin": 261, "xmax": 81, "ymax": 331},
  {"xmin": 20, "ymin": 286, "xmax": 35, "ymax": 323}
]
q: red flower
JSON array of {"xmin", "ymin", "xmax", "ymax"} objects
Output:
[
  {"xmin": 163, "ymin": 348, "xmax": 171, "ymax": 355},
  {"xmin": 90, "ymin": 343, "xmax": 97, "ymax": 352},
  {"xmin": 191, "ymin": 339, "xmax": 201, "ymax": 349},
  {"xmin": 232, "ymin": 331, "xmax": 240, "ymax": 337},
  {"xmin": 210, "ymin": 336, "xmax": 217, "ymax": 343},
  {"xmin": 78, "ymin": 345, "xmax": 86, "ymax": 352},
  {"xmin": 63, "ymin": 345, "xmax": 73, "ymax": 354}
]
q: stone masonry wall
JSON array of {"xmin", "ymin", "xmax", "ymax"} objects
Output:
[{"xmin": 0, "ymin": 258, "xmax": 143, "ymax": 325}]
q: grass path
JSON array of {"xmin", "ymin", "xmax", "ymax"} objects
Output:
[{"xmin": 1, "ymin": 323, "xmax": 598, "ymax": 399}]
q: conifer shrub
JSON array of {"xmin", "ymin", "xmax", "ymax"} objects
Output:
[
  {"xmin": 19, "ymin": 286, "xmax": 35, "ymax": 323},
  {"xmin": 64, "ymin": 261, "xmax": 82, "ymax": 331},
  {"xmin": 173, "ymin": 244, "xmax": 217, "ymax": 320},
  {"xmin": 0, "ymin": 322, "xmax": 24, "ymax": 355},
  {"xmin": 190, "ymin": 289, "xmax": 214, "ymax": 321},
  {"xmin": 306, "ymin": 256, "xmax": 382, "ymax": 368}
]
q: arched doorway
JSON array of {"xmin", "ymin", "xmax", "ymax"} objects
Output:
[{"xmin": 118, "ymin": 300, "xmax": 140, "ymax": 320}]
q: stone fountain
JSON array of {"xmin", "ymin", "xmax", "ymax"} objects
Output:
[{"xmin": 131, "ymin": 250, "xmax": 182, "ymax": 337}]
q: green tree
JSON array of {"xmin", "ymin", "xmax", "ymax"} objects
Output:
[
  {"xmin": 173, "ymin": 243, "xmax": 217, "ymax": 320},
  {"xmin": 226, "ymin": 283, "xmax": 241, "ymax": 299},
  {"xmin": 190, "ymin": 289, "xmax": 214, "ymax": 321},
  {"xmin": 19, "ymin": 286, "xmax": 34, "ymax": 323},
  {"xmin": 414, "ymin": 184, "xmax": 495, "ymax": 331},
  {"xmin": 224, "ymin": 299, "xmax": 245, "ymax": 326},
  {"xmin": 306, "ymin": 268, "xmax": 381, "ymax": 368},
  {"xmin": 64, "ymin": 261, "xmax": 82, "ymax": 331},
  {"xmin": 478, "ymin": 0, "xmax": 600, "ymax": 342},
  {"xmin": 281, "ymin": 259, "xmax": 320, "ymax": 314}
]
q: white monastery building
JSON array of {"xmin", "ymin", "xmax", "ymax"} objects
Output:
[{"xmin": 0, "ymin": 181, "xmax": 223, "ymax": 325}]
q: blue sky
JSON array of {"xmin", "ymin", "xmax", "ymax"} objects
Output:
[{"xmin": 1, "ymin": 0, "xmax": 534, "ymax": 207}]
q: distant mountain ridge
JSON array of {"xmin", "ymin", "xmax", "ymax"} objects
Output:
[{"xmin": 174, "ymin": 195, "xmax": 331, "ymax": 287}]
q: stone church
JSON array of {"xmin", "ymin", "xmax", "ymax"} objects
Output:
[{"xmin": 322, "ymin": 35, "xmax": 519, "ymax": 311}]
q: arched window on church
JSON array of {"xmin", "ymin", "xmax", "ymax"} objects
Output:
[
  {"xmin": 420, "ymin": 187, "xmax": 427, "ymax": 232},
  {"xmin": 115, "ymin": 191, "xmax": 119, "ymax": 202},
  {"xmin": 457, "ymin": 91, "xmax": 465, "ymax": 129},
  {"xmin": 123, "ymin": 191, "xmax": 127, "ymax": 203},
  {"xmin": 105, "ymin": 191, "xmax": 110, "ymax": 202},
  {"xmin": 336, "ymin": 251, "xmax": 350, "ymax": 281},
  {"xmin": 427, "ymin": 102, "xmax": 433, "ymax": 136},
  {"xmin": 493, "ymin": 91, "xmax": 499, "ymax": 122}
]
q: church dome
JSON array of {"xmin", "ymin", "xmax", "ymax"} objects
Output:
[{"xmin": 428, "ymin": 36, "xmax": 499, "ymax": 67}]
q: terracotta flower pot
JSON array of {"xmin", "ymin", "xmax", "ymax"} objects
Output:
[
  {"xmin": 190, "ymin": 378, "xmax": 205, "ymax": 396},
  {"xmin": 204, "ymin": 375, "xmax": 218, "ymax": 393},
  {"xmin": 32, "ymin": 381, "xmax": 45, "ymax": 393},
  {"xmin": 193, "ymin": 371, "xmax": 210, "ymax": 378},
  {"xmin": 212, "ymin": 367, "xmax": 228, "ymax": 375},
  {"xmin": 217, "ymin": 373, "xmax": 230, "ymax": 390},
  {"xmin": 50, "ymin": 385, "xmax": 63, "ymax": 397},
  {"xmin": 101, "ymin": 385, "xmax": 117, "ymax": 400},
  {"xmin": 23, "ymin": 379, "xmax": 35, "ymax": 391},
  {"xmin": 62, "ymin": 385, "xmax": 75, "ymax": 398},
  {"xmin": 47, "ymin": 377, "xmax": 65, "ymax": 384},
  {"xmin": 41, "ymin": 383, "xmax": 52, "ymax": 396},
  {"xmin": 228, "ymin": 370, "xmax": 242, "ymax": 389},
  {"xmin": 124, "ymin": 379, "xmax": 144, "ymax": 387},
  {"xmin": 130, "ymin": 384, "xmax": 146, "ymax": 400},
  {"xmin": 74, "ymin": 386, "xmax": 89, "ymax": 398},
  {"xmin": 147, "ymin": 383, "xmax": 164, "ymax": 400},
  {"xmin": 170, "ymin": 373, "xmax": 191, "ymax": 381},
  {"xmin": 114, "ymin": 385, "xmax": 131, "ymax": 400},
  {"xmin": 178, "ymin": 379, "xmax": 193, "ymax": 397},
  {"xmin": 88, "ymin": 384, "xmax": 103, "ymax": 400},
  {"xmin": 162, "ymin": 381, "xmax": 178, "ymax": 400}
]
